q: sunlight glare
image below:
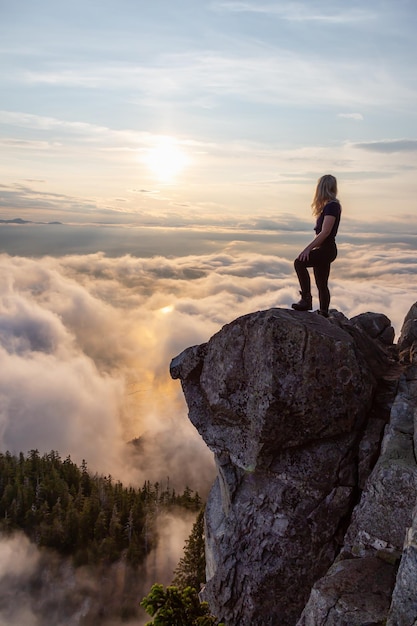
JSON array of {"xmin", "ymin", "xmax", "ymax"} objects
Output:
[{"xmin": 144, "ymin": 138, "xmax": 190, "ymax": 183}]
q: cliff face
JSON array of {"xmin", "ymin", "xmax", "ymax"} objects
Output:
[{"xmin": 171, "ymin": 305, "xmax": 417, "ymax": 626}]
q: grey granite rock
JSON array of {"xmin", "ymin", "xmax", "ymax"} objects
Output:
[{"xmin": 171, "ymin": 308, "xmax": 398, "ymax": 625}]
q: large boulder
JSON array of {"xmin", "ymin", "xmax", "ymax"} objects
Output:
[{"xmin": 171, "ymin": 308, "xmax": 395, "ymax": 625}]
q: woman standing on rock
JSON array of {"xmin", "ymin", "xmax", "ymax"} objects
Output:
[{"xmin": 292, "ymin": 174, "xmax": 341, "ymax": 317}]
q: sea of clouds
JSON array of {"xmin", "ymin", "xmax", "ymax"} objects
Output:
[
  {"xmin": 0, "ymin": 239, "xmax": 415, "ymax": 625},
  {"xmin": 0, "ymin": 244, "xmax": 414, "ymax": 483}
]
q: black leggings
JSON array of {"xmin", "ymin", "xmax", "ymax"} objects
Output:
[{"xmin": 294, "ymin": 241, "xmax": 337, "ymax": 312}]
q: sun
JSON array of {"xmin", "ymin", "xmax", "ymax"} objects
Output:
[{"xmin": 144, "ymin": 137, "xmax": 190, "ymax": 183}]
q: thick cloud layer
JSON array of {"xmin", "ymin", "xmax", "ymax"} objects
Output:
[{"xmin": 0, "ymin": 245, "xmax": 414, "ymax": 489}]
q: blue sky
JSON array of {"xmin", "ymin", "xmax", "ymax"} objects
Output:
[{"xmin": 1, "ymin": 0, "xmax": 416, "ymax": 227}]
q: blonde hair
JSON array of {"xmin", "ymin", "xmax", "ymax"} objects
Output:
[{"xmin": 311, "ymin": 174, "xmax": 338, "ymax": 216}]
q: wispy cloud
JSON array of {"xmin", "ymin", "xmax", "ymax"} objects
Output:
[
  {"xmin": 0, "ymin": 138, "xmax": 59, "ymax": 150},
  {"xmin": 0, "ymin": 109, "xmax": 149, "ymax": 144},
  {"xmin": 210, "ymin": 1, "xmax": 375, "ymax": 23},
  {"xmin": 338, "ymin": 112, "xmax": 364, "ymax": 121},
  {"xmin": 11, "ymin": 44, "xmax": 413, "ymax": 112},
  {"xmin": 353, "ymin": 139, "xmax": 417, "ymax": 153}
]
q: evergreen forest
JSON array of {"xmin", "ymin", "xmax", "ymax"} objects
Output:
[{"xmin": 0, "ymin": 449, "xmax": 202, "ymax": 569}]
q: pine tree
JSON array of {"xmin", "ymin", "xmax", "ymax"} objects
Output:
[
  {"xmin": 140, "ymin": 584, "xmax": 222, "ymax": 626},
  {"xmin": 172, "ymin": 507, "xmax": 206, "ymax": 591}
]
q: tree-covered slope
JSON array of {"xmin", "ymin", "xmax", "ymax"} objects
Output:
[{"xmin": 0, "ymin": 449, "xmax": 202, "ymax": 568}]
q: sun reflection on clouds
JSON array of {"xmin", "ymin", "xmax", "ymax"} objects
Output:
[{"xmin": 160, "ymin": 304, "xmax": 174, "ymax": 314}]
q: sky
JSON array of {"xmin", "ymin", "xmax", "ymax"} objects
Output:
[{"xmin": 0, "ymin": 0, "xmax": 416, "ymax": 228}]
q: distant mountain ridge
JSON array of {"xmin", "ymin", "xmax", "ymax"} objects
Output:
[{"xmin": 0, "ymin": 218, "xmax": 63, "ymax": 225}]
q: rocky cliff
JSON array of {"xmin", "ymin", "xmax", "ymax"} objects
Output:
[{"xmin": 170, "ymin": 304, "xmax": 417, "ymax": 626}]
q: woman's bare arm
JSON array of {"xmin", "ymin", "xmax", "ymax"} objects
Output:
[{"xmin": 297, "ymin": 215, "xmax": 336, "ymax": 262}]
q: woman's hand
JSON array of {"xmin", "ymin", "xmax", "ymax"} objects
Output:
[{"xmin": 298, "ymin": 248, "xmax": 311, "ymax": 262}]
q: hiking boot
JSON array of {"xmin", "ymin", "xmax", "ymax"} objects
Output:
[{"xmin": 291, "ymin": 292, "xmax": 312, "ymax": 311}]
